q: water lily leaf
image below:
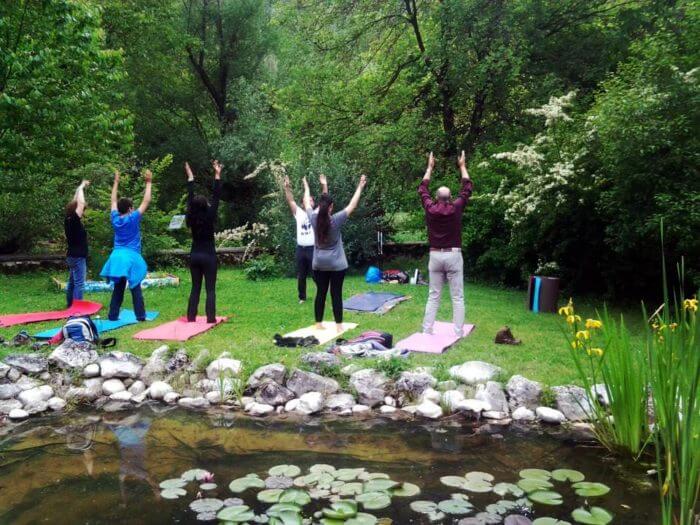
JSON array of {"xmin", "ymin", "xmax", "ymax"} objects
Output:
[
  {"xmin": 494, "ymin": 483, "xmax": 525, "ymax": 498},
  {"xmin": 293, "ymin": 473, "xmax": 317, "ymax": 487},
  {"xmin": 199, "ymin": 483, "xmax": 217, "ymax": 491},
  {"xmin": 346, "ymin": 513, "xmax": 378, "ymax": 525},
  {"xmin": 367, "ymin": 472, "xmax": 390, "ymax": 480},
  {"xmin": 520, "ymin": 469, "xmax": 552, "ymax": 481},
  {"xmin": 311, "ymin": 464, "xmax": 337, "ymax": 474},
  {"xmin": 451, "ymin": 493, "xmax": 471, "ymax": 502},
  {"xmin": 475, "ymin": 512, "xmax": 505, "ymax": 524},
  {"xmin": 571, "ymin": 482, "xmax": 610, "ymax": 497},
  {"xmin": 532, "ymin": 518, "xmax": 572, "ymax": 525},
  {"xmin": 427, "ymin": 511, "xmax": 446, "ymax": 522},
  {"xmin": 338, "ymin": 482, "xmax": 364, "ymax": 496},
  {"xmin": 518, "ymin": 478, "xmax": 554, "ymax": 493},
  {"xmin": 223, "ymin": 497, "xmax": 244, "ymax": 507},
  {"xmin": 437, "ymin": 498, "xmax": 474, "ymax": 515},
  {"xmin": 160, "ymin": 488, "xmax": 186, "ymax": 499},
  {"xmin": 160, "ymin": 478, "xmax": 187, "ymax": 489},
  {"xmin": 364, "ymin": 479, "xmax": 399, "ymax": 492},
  {"xmin": 267, "ymin": 503, "xmax": 303, "ymax": 516},
  {"xmin": 258, "ymin": 489, "xmax": 284, "ymax": 503},
  {"xmin": 336, "ymin": 468, "xmax": 365, "ymax": 481},
  {"xmin": 552, "ymin": 469, "xmax": 585, "ymax": 483},
  {"xmin": 465, "ymin": 471, "xmax": 495, "ymax": 483},
  {"xmin": 319, "ymin": 519, "xmax": 345, "ymax": 525},
  {"xmin": 217, "ymin": 504, "xmax": 255, "ymax": 522},
  {"xmin": 528, "ymin": 490, "xmax": 563, "ymax": 505},
  {"xmin": 571, "ymin": 507, "xmax": 613, "ymax": 524},
  {"xmin": 229, "ymin": 476, "xmax": 266, "ymax": 492},
  {"xmin": 392, "ymin": 482, "xmax": 421, "ymax": 497},
  {"xmin": 279, "ymin": 488, "xmax": 311, "ymax": 506},
  {"xmin": 323, "ymin": 500, "xmax": 358, "ymax": 519},
  {"xmin": 410, "ymin": 500, "xmax": 437, "ymax": 514},
  {"xmin": 357, "ymin": 491, "xmax": 391, "ymax": 510},
  {"xmin": 189, "ymin": 498, "xmax": 224, "ymax": 513},
  {"xmin": 505, "ymin": 516, "xmax": 534, "ymax": 525},
  {"xmin": 182, "ymin": 469, "xmax": 210, "ymax": 482},
  {"xmin": 267, "ymin": 510, "xmax": 302, "ymax": 525},
  {"xmin": 195, "ymin": 511, "xmax": 216, "ymax": 522},
  {"xmin": 269, "ymin": 465, "xmax": 301, "ymax": 478},
  {"xmin": 486, "ymin": 500, "xmax": 519, "ymax": 515},
  {"xmin": 441, "ymin": 476, "xmax": 468, "ymax": 489},
  {"xmin": 463, "ymin": 479, "xmax": 493, "ymax": 493}
]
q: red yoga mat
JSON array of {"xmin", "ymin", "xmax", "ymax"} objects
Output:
[
  {"xmin": 395, "ymin": 321, "xmax": 475, "ymax": 354},
  {"xmin": 133, "ymin": 316, "xmax": 227, "ymax": 341},
  {"xmin": 0, "ymin": 300, "xmax": 103, "ymax": 328}
]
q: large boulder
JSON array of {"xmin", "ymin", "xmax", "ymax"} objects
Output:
[
  {"xmin": 324, "ymin": 393, "xmax": 355, "ymax": 412},
  {"xmin": 552, "ymin": 385, "xmax": 594, "ymax": 421},
  {"xmin": 395, "ymin": 371, "xmax": 437, "ymax": 399},
  {"xmin": 18, "ymin": 385, "xmax": 53, "ymax": 414},
  {"xmin": 0, "ymin": 379, "xmax": 21, "ymax": 400},
  {"xmin": 449, "ymin": 361, "xmax": 501, "ymax": 385},
  {"xmin": 140, "ymin": 345, "xmax": 170, "ymax": 384},
  {"xmin": 149, "ymin": 381, "xmax": 174, "ymax": 400},
  {"xmin": 512, "ymin": 407, "xmax": 536, "ymax": 422},
  {"xmin": 254, "ymin": 381, "xmax": 295, "ymax": 406},
  {"xmin": 297, "ymin": 392, "xmax": 324, "ymax": 415},
  {"xmin": 206, "ymin": 356, "xmax": 242, "ymax": 380},
  {"xmin": 349, "ymin": 369, "xmax": 390, "ymax": 408},
  {"xmin": 441, "ymin": 390, "xmax": 465, "ymax": 413},
  {"xmin": 102, "ymin": 379, "xmax": 126, "ymax": 396},
  {"xmin": 286, "ymin": 369, "xmax": 339, "ymax": 397},
  {"xmin": 416, "ymin": 399, "xmax": 443, "ymax": 419},
  {"xmin": 49, "ymin": 341, "xmax": 98, "ymax": 370},
  {"xmin": 3, "ymin": 354, "xmax": 48, "ymax": 375},
  {"xmin": 300, "ymin": 352, "xmax": 341, "ymax": 371},
  {"xmin": 475, "ymin": 382, "xmax": 509, "ymax": 413},
  {"xmin": 506, "ymin": 375, "xmax": 542, "ymax": 410},
  {"xmin": 248, "ymin": 364, "xmax": 287, "ymax": 389},
  {"xmin": 99, "ymin": 352, "xmax": 144, "ymax": 379},
  {"xmin": 0, "ymin": 399, "xmax": 22, "ymax": 415},
  {"xmin": 178, "ymin": 397, "xmax": 210, "ymax": 409},
  {"xmin": 536, "ymin": 406, "xmax": 566, "ymax": 424},
  {"xmin": 248, "ymin": 402, "xmax": 275, "ymax": 416},
  {"xmin": 9, "ymin": 408, "xmax": 29, "ymax": 420}
]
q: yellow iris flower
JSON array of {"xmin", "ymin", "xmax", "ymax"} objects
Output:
[
  {"xmin": 585, "ymin": 319, "xmax": 602, "ymax": 330},
  {"xmin": 576, "ymin": 330, "xmax": 590, "ymax": 341},
  {"xmin": 566, "ymin": 314, "xmax": 581, "ymax": 325},
  {"xmin": 683, "ymin": 297, "xmax": 698, "ymax": 312}
]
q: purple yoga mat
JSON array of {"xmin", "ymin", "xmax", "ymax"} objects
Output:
[{"xmin": 395, "ymin": 321, "xmax": 475, "ymax": 354}]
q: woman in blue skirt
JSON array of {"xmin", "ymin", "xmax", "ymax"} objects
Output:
[{"xmin": 100, "ymin": 169, "xmax": 152, "ymax": 321}]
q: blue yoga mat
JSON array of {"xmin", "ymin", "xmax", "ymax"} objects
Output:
[
  {"xmin": 343, "ymin": 292, "xmax": 405, "ymax": 312},
  {"xmin": 34, "ymin": 309, "xmax": 159, "ymax": 339}
]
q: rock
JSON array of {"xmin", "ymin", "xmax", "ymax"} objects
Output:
[
  {"xmin": 83, "ymin": 378, "xmax": 104, "ymax": 400},
  {"xmin": 18, "ymin": 385, "xmax": 54, "ymax": 410},
  {"xmin": 552, "ymin": 385, "xmax": 593, "ymax": 421},
  {"xmin": 441, "ymin": 390, "xmax": 466, "ymax": 413},
  {"xmin": 248, "ymin": 363, "xmax": 287, "ymax": 389},
  {"xmin": 512, "ymin": 407, "xmax": 536, "ymax": 421},
  {"xmin": 0, "ymin": 362, "xmax": 9, "ymax": 378},
  {"xmin": 297, "ymin": 392, "xmax": 324, "ymax": 415},
  {"xmin": 506, "ymin": 375, "xmax": 542, "ymax": 410},
  {"xmin": 140, "ymin": 345, "xmax": 170, "ymax": 383},
  {"xmin": 536, "ymin": 406, "xmax": 567, "ymax": 424},
  {"xmin": 166, "ymin": 349, "xmax": 190, "ymax": 373},
  {"xmin": 149, "ymin": 381, "xmax": 174, "ymax": 400},
  {"xmin": 437, "ymin": 380, "xmax": 458, "ymax": 391},
  {"xmin": 110, "ymin": 391, "xmax": 133, "ymax": 402},
  {"xmin": 456, "ymin": 399, "xmax": 491, "ymax": 416},
  {"xmin": 195, "ymin": 378, "xmax": 218, "ymax": 392},
  {"xmin": 421, "ymin": 387, "xmax": 441, "ymax": 404},
  {"xmin": 7, "ymin": 368, "xmax": 21, "ymax": 382},
  {"xmin": 395, "ymin": 371, "xmax": 437, "ymax": 399},
  {"xmin": 416, "ymin": 399, "xmax": 443, "ymax": 419},
  {"xmin": 591, "ymin": 384, "xmax": 610, "ymax": 406},
  {"xmin": 0, "ymin": 399, "xmax": 22, "ymax": 415},
  {"xmin": 341, "ymin": 363, "xmax": 363, "ymax": 376},
  {"xmin": 380, "ymin": 405, "xmax": 397, "ymax": 414},
  {"xmin": 15, "ymin": 376, "xmax": 39, "ymax": 391},
  {"xmin": 102, "ymin": 379, "xmax": 126, "ymax": 396},
  {"xmin": 324, "ymin": 393, "xmax": 355, "ymax": 412},
  {"xmin": 0, "ymin": 380, "xmax": 21, "ymax": 400},
  {"xmin": 384, "ymin": 396, "xmax": 396, "ymax": 407},
  {"xmin": 3, "ymin": 354, "xmax": 48, "ymax": 375},
  {"xmin": 483, "ymin": 410, "xmax": 509, "ymax": 420},
  {"xmin": 449, "ymin": 361, "xmax": 502, "ymax": 385},
  {"xmin": 99, "ymin": 352, "xmax": 144, "ymax": 379},
  {"xmin": 206, "ymin": 357, "xmax": 242, "ymax": 380},
  {"xmin": 163, "ymin": 392, "xmax": 181, "ymax": 404},
  {"xmin": 349, "ymin": 369, "xmax": 390, "ymax": 407},
  {"xmin": 255, "ymin": 380, "xmax": 295, "ymax": 406},
  {"xmin": 475, "ymin": 381, "xmax": 509, "ymax": 413},
  {"xmin": 401, "ymin": 405, "xmax": 418, "ymax": 415},
  {"xmin": 352, "ymin": 404, "xmax": 370, "ymax": 414},
  {"xmin": 178, "ymin": 397, "xmax": 210, "ymax": 409},
  {"xmin": 83, "ymin": 363, "xmax": 101, "ymax": 378},
  {"xmin": 205, "ymin": 391, "xmax": 222, "ymax": 404},
  {"xmin": 40, "ymin": 371, "xmax": 51, "ymax": 381},
  {"xmin": 9, "ymin": 408, "xmax": 29, "ymax": 420},
  {"xmin": 131, "ymin": 392, "xmax": 147, "ymax": 404},
  {"xmin": 287, "ymin": 369, "xmax": 339, "ymax": 397},
  {"xmin": 300, "ymin": 352, "xmax": 340, "ymax": 371},
  {"xmin": 24, "ymin": 401, "xmax": 48, "ymax": 415},
  {"xmin": 48, "ymin": 397, "xmax": 66, "ymax": 411},
  {"xmin": 240, "ymin": 396, "xmax": 255, "ymax": 408},
  {"xmin": 284, "ymin": 399, "xmax": 300, "ymax": 412},
  {"xmin": 49, "ymin": 341, "xmax": 98, "ymax": 369},
  {"xmin": 128, "ymin": 380, "xmax": 146, "ymax": 396},
  {"xmin": 248, "ymin": 402, "xmax": 274, "ymax": 416}
]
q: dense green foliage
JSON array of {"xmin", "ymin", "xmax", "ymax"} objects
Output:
[{"xmin": 0, "ymin": 0, "xmax": 697, "ymax": 299}]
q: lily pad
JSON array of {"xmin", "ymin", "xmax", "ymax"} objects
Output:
[
  {"xmin": 267, "ymin": 503, "xmax": 303, "ymax": 516},
  {"xmin": 323, "ymin": 500, "xmax": 358, "ymax": 519},
  {"xmin": 528, "ymin": 490, "xmax": 564, "ymax": 506},
  {"xmin": 258, "ymin": 489, "xmax": 284, "ymax": 503},
  {"xmin": 532, "ymin": 519, "xmax": 572, "ymax": 525},
  {"xmin": 357, "ymin": 491, "xmax": 392, "ymax": 510},
  {"xmin": 278, "ymin": 488, "xmax": 311, "ymax": 506},
  {"xmin": 441, "ymin": 476, "xmax": 468, "ymax": 489},
  {"xmin": 338, "ymin": 482, "xmax": 364, "ymax": 496},
  {"xmin": 571, "ymin": 507, "xmax": 613, "ymax": 524},
  {"xmin": 182, "ymin": 469, "xmax": 211, "ymax": 482},
  {"xmin": 520, "ymin": 469, "xmax": 552, "ymax": 481},
  {"xmin": 410, "ymin": 500, "xmax": 437, "ymax": 514},
  {"xmin": 367, "ymin": 472, "xmax": 390, "ymax": 480},
  {"xmin": 217, "ymin": 504, "xmax": 255, "ymax": 522},
  {"xmin": 518, "ymin": 478, "xmax": 554, "ymax": 493},
  {"xmin": 392, "ymin": 482, "xmax": 421, "ymax": 497},
  {"xmin": 195, "ymin": 511, "xmax": 217, "ymax": 522},
  {"xmin": 494, "ymin": 483, "xmax": 525, "ymax": 498},
  {"xmin": 572, "ymin": 482, "xmax": 610, "ymax": 497},
  {"xmin": 268, "ymin": 510, "xmax": 303, "ymax": 525},
  {"xmin": 437, "ymin": 498, "xmax": 474, "ymax": 515},
  {"xmin": 269, "ymin": 465, "xmax": 302, "ymax": 478},
  {"xmin": 364, "ymin": 479, "xmax": 399, "ymax": 492},
  {"xmin": 504, "ymin": 516, "xmax": 535, "ymax": 525},
  {"xmin": 190, "ymin": 498, "xmax": 224, "ymax": 513},
  {"xmin": 552, "ymin": 469, "xmax": 585, "ymax": 483},
  {"xmin": 311, "ymin": 464, "xmax": 337, "ymax": 474},
  {"xmin": 199, "ymin": 483, "xmax": 217, "ymax": 491},
  {"xmin": 229, "ymin": 475, "xmax": 266, "ymax": 493},
  {"xmin": 160, "ymin": 478, "xmax": 187, "ymax": 490},
  {"xmin": 336, "ymin": 468, "xmax": 364, "ymax": 481},
  {"xmin": 160, "ymin": 488, "xmax": 186, "ymax": 499},
  {"xmin": 346, "ymin": 513, "xmax": 378, "ymax": 525},
  {"xmin": 486, "ymin": 500, "xmax": 519, "ymax": 515},
  {"xmin": 465, "ymin": 471, "xmax": 495, "ymax": 483}
]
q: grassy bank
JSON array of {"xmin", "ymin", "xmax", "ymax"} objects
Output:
[{"xmin": 0, "ymin": 268, "xmax": 646, "ymax": 387}]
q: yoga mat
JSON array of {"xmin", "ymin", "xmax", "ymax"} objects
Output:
[
  {"xmin": 343, "ymin": 292, "xmax": 405, "ymax": 313},
  {"xmin": 395, "ymin": 321, "xmax": 475, "ymax": 354},
  {"xmin": 283, "ymin": 322, "xmax": 358, "ymax": 346},
  {"xmin": 34, "ymin": 310, "xmax": 159, "ymax": 339},
  {"xmin": 0, "ymin": 300, "xmax": 102, "ymax": 328},
  {"xmin": 133, "ymin": 316, "xmax": 227, "ymax": 341}
]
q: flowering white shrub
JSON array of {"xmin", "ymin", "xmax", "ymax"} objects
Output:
[{"xmin": 215, "ymin": 222, "xmax": 270, "ymax": 261}]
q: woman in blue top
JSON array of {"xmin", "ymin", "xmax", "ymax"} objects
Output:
[{"xmin": 100, "ymin": 169, "xmax": 152, "ymax": 321}]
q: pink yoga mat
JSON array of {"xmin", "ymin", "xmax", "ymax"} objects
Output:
[
  {"xmin": 395, "ymin": 321, "xmax": 475, "ymax": 354},
  {"xmin": 133, "ymin": 316, "xmax": 227, "ymax": 341},
  {"xmin": 0, "ymin": 300, "xmax": 103, "ymax": 328}
]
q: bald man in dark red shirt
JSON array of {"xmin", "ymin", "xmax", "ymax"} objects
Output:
[{"xmin": 418, "ymin": 151, "xmax": 473, "ymax": 335}]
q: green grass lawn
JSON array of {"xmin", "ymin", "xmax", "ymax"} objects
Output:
[{"xmin": 0, "ymin": 268, "xmax": 647, "ymax": 387}]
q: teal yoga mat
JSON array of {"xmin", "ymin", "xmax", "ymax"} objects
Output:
[{"xmin": 34, "ymin": 310, "xmax": 159, "ymax": 339}]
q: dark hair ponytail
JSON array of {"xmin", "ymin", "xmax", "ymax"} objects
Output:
[{"xmin": 316, "ymin": 194, "xmax": 333, "ymax": 245}]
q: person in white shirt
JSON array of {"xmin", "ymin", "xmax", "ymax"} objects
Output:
[{"xmin": 284, "ymin": 174, "xmax": 328, "ymax": 303}]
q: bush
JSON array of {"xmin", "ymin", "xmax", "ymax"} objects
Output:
[{"xmin": 243, "ymin": 254, "xmax": 281, "ymax": 281}]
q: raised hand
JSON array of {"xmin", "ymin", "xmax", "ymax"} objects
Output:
[
  {"xmin": 81, "ymin": 180, "xmax": 91, "ymax": 188},
  {"xmin": 212, "ymin": 159, "xmax": 223, "ymax": 178},
  {"xmin": 144, "ymin": 169, "xmax": 153, "ymax": 183},
  {"xmin": 283, "ymin": 175, "xmax": 291, "ymax": 188},
  {"xmin": 319, "ymin": 173, "xmax": 327, "ymax": 186},
  {"xmin": 457, "ymin": 150, "xmax": 466, "ymax": 169},
  {"xmin": 184, "ymin": 162, "xmax": 194, "ymax": 181},
  {"xmin": 427, "ymin": 151, "xmax": 435, "ymax": 170},
  {"xmin": 359, "ymin": 174, "xmax": 367, "ymax": 188},
  {"xmin": 114, "ymin": 169, "xmax": 120, "ymax": 182}
]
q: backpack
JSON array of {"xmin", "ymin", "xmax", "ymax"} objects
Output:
[
  {"xmin": 61, "ymin": 316, "xmax": 116, "ymax": 347},
  {"xmin": 345, "ymin": 330, "xmax": 393, "ymax": 349},
  {"xmin": 382, "ymin": 269, "xmax": 409, "ymax": 284}
]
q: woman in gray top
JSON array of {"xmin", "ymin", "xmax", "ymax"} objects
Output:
[{"xmin": 303, "ymin": 174, "xmax": 367, "ymax": 333}]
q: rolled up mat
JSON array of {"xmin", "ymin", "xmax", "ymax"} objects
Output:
[
  {"xmin": 283, "ymin": 322, "xmax": 358, "ymax": 346},
  {"xmin": 395, "ymin": 321, "xmax": 475, "ymax": 354},
  {"xmin": 34, "ymin": 309, "xmax": 159, "ymax": 339},
  {"xmin": 0, "ymin": 300, "xmax": 102, "ymax": 328},
  {"xmin": 133, "ymin": 316, "xmax": 227, "ymax": 341}
]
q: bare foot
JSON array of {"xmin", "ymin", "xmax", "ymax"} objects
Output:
[
  {"xmin": 336, "ymin": 323, "xmax": 344, "ymax": 334},
  {"xmin": 315, "ymin": 322, "xmax": 324, "ymax": 330}
]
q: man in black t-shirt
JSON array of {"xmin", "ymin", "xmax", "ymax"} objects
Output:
[{"xmin": 65, "ymin": 180, "xmax": 90, "ymax": 307}]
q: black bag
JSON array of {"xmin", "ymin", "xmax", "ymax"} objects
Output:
[{"xmin": 61, "ymin": 316, "xmax": 116, "ymax": 348}]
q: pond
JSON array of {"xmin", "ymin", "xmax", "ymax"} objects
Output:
[{"xmin": 0, "ymin": 407, "xmax": 658, "ymax": 524}]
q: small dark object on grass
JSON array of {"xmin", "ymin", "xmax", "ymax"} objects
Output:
[
  {"xmin": 273, "ymin": 334, "xmax": 320, "ymax": 348},
  {"xmin": 495, "ymin": 326, "xmax": 521, "ymax": 345}
]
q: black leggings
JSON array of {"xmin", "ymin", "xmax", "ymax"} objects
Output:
[
  {"xmin": 188, "ymin": 252, "xmax": 217, "ymax": 323},
  {"xmin": 296, "ymin": 246, "xmax": 314, "ymax": 300},
  {"xmin": 314, "ymin": 269, "xmax": 346, "ymax": 323}
]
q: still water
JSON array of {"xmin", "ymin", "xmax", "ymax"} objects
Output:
[{"xmin": 0, "ymin": 406, "xmax": 659, "ymax": 524}]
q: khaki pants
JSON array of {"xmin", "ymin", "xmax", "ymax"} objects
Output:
[{"xmin": 422, "ymin": 250, "xmax": 465, "ymax": 335}]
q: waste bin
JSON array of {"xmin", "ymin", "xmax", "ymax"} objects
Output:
[{"xmin": 527, "ymin": 275, "xmax": 560, "ymax": 313}]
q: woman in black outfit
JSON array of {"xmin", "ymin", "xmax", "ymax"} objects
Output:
[{"xmin": 185, "ymin": 160, "xmax": 222, "ymax": 323}]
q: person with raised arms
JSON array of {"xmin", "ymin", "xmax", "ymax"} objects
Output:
[
  {"xmin": 184, "ymin": 159, "xmax": 222, "ymax": 323},
  {"xmin": 303, "ymin": 173, "xmax": 367, "ymax": 333},
  {"xmin": 419, "ymin": 151, "xmax": 473, "ymax": 336},
  {"xmin": 64, "ymin": 179, "xmax": 90, "ymax": 307},
  {"xmin": 100, "ymin": 168, "xmax": 152, "ymax": 321},
  {"xmin": 283, "ymin": 173, "xmax": 328, "ymax": 303}
]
